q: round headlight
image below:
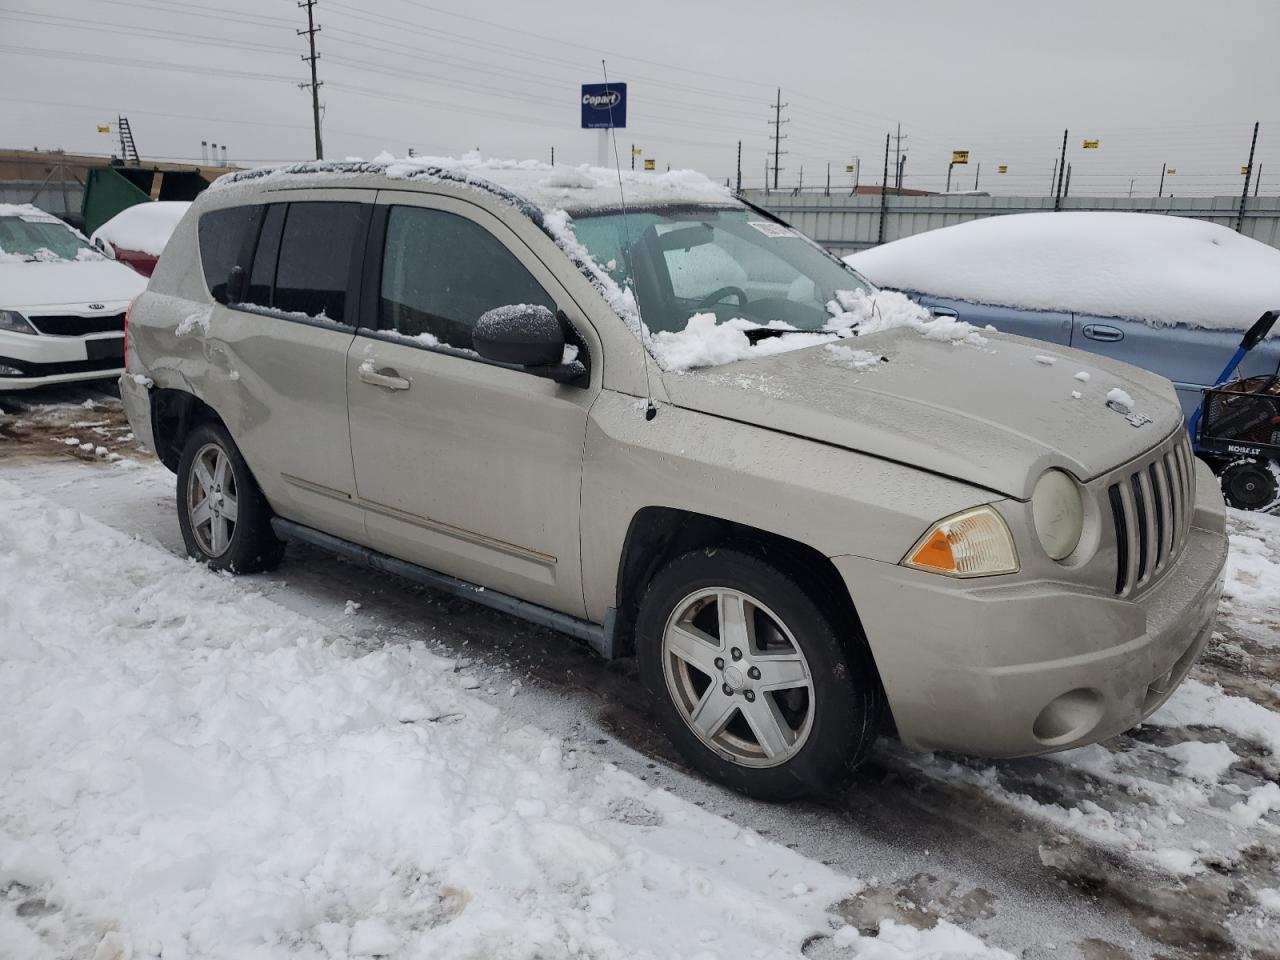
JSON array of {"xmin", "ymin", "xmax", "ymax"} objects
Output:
[{"xmin": 1032, "ymin": 469, "xmax": 1084, "ymax": 561}]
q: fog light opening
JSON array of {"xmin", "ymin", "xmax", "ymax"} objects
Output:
[{"xmin": 1032, "ymin": 688, "xmax": 1105, "ymax": 745}]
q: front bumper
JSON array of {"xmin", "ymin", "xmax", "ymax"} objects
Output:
[
  {"xmin": 0, "ymin": 329, "xmax": 125, "ymax": 391},
  {"xmin": 835, "ymin": 457, "xmax": 1228, "ymax": 757}
]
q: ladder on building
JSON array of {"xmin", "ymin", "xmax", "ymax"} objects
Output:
[{"xmin": 117, "ymin": 115, "xmax": 140, "ymax": 165}]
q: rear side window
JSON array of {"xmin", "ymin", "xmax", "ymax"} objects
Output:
[
  {"xmin": 379, "ymin": 206, "xmax": 554, "ymax": 350},
  {"xmin": 197, "ymin": 206, "xmax": 255, "ymax": 302},
  {"xmin": 272, "ymin": 202, "xmax": 364, "ymax": 322}
]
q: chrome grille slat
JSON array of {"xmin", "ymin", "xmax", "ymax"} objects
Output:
[{"xmin": 1106, "ymin": 430, "xmax": 1196, "ymax": 597}]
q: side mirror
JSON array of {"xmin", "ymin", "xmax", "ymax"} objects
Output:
[
  {"xmin": 1240, "ymin": 310, "xmax": 1278, "ymax": 351},
  {"xmin": 474, "ymin": 304, "xmax": 563, "ymax": 364},
  {"xmin": 225, "ymin": 264, "xmax": 246, "ymax": 304},
  {"xmin": 473, "ymin": 305, "xmax": 587, "ymax": 384},
  {"xmin": 94, "ymin": 237, "xmax": 117, "ymax": 259}
]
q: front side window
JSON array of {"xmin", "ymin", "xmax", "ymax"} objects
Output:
[
  {"xmin": 0, "ymin": 213, "xmax": 100, "ymax": 263},
  {"xmin": 379, "ymin": 206, "xmax": 554, "ymax": 350}
]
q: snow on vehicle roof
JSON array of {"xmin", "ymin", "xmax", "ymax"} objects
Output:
[
  {"xmin": 0, "ymin": 202, "xmax": 59, "ymax": 220},
  {"xmin": 213, "ymin": 151, "xmax": 735, "ymax": 216},
  {"xmin": 90, "ymin": 200, "xmax": 191, "ymax": 256},
  {"xmin": 846, "ymin": 211, "xmax": 1280, "ymax": 333}
]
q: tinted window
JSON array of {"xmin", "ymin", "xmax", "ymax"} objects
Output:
[
  {"xmin": 272, "ymin": 202, "xmax": 364, "ymax": 322},
  {"xmin": 245, "ymin": 204, "xmax": 286, "ymax": 308},
  {"xmin": 380, "ymin": 206, "xmax": 554, "ymax": 349},
  {"xmin": 197, "ymin": 206, "xmax": 255, "ymax": 302}
]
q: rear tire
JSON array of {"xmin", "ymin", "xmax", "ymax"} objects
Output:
[
  {"xmin": 636, "ymin": 547, "xmax": 882, "ymax": 800},
  {"xmin": 176, "ymin": 422, "xmax": 285, "ymax": 573}
]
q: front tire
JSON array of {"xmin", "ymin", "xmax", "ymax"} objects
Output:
[
  {"xmin": 636, "ymin": 547, "xmax": 882, "ymax": 800},
  {"xmin": 176, "ymin": 422, "xmax": 285, "ymax": 573}
]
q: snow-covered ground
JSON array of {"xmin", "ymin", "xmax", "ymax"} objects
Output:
[{"xmin": 2, "ymin": 390, "xmax": 1279, "ymax": 959}]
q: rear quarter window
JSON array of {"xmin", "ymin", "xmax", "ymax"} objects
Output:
[{"xmin": 197, "ymin": 206, "xmax": 255, "ymax": 302}]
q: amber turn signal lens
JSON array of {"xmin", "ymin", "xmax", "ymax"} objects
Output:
[{"xmin": 903, "ymin": 506, "xmax": 1019, "ymax": 578}]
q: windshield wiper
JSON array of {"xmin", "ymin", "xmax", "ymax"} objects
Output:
[{"xmin": 743, "ymin": 327, "xmax": 807, "ymax": 344}]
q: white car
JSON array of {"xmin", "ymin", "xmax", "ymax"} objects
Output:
[{"xmin": 1, "ymin": 203, "xmax": 148, "ymax": 391}]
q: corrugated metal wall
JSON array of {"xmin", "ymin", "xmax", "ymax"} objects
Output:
[
  {"xmin": 0, "ymin": 181, "xmax": 83, "ymax": 218},
  {"xmin": 742, "ymin": 191, "xmax": 1280, "ymax": 254}
]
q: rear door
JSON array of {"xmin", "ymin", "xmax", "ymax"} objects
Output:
[
  {"xmin": 915, "ymin": 294, "xmax": 1072, "ymax": 345},
  {"xmin": 205, "ymin": 192, "xmax": 371, "ymax": 543},
  {"xmin": 346, "ymin": 191, "xmax": 600, "ymax": 615},
  {"xmin": 1069, "ymin": 314, "xmax": 1280, "ymax": 419}
]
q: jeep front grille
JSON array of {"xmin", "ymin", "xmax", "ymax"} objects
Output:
[{"xmin": 1107, "ymin": 431, "xmax": 1196, "ymax": 596}]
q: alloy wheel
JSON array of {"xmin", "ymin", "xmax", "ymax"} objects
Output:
[
  {"xmin": 186, "ymin": 442, "xmax": 239, "ymax": 557},
  {"xmin": 661, "ymin": 587, "xmax": 815, "ymax": 767}
]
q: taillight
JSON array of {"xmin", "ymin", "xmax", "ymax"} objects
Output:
[{"xmin": 124, "ymin": 295, "xmax": 140, "ymax": 366}]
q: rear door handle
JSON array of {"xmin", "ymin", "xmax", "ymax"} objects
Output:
[
  {"xmin": 1082, "ymin": 323, "xmax": 1124, "ymax": 342},
  {"xmin": 358, "ymin": 362, "xmax": 411, "ymax": 391}
]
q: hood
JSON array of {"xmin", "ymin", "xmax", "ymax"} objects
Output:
[
  {"xmin": 659, "ymin": 328, "xmax": 1184, "ymax": 499},
  {"xmin": 0, "ymin": 258, "xmax": 148, "ymax": 311}
]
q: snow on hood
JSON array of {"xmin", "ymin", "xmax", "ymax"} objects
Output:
[
  {"xmin": 213, "ymin": 151, "xmax": 733, "ymax": 215},
  {"xmin": 0, "ymin": 258, "xmax": 147, "ymax": 310},
  {"xmin": 846, "ymin": 212, "xmax": 1280, "ymax": 334},
  {"xmin": 91, "ymin": 201, "xmax": 191, "ymax": 256}
]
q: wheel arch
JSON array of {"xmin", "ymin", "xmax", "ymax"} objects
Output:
[
  {"xmin": 150, "ymin": 388, "xmax": 227, "ymax": 473},
  {"xmin": 613, "ymin": 507, "xmax": 874, "ymax": 669}
]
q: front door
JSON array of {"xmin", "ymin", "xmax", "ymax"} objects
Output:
[{"xmin": 346, "ymin": 192, "xmax": 599, "ymax": 616}]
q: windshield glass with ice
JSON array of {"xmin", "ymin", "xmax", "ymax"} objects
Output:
[
  {"xmin": 0, "ymin": 214, "xmax": 101, "ymax": 263},
  {"xmin": 570, "ymin": 205, "xmax": 876, "ymax": 335}
]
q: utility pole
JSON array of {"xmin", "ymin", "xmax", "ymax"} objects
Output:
[
  {"xmin": 878, "ymin": 132, "xmax": 890, "ymax": 245},
  {"xmin": 797, "ymin": 165, "xmax": 803, "ymax": 194},
  {"xmin": 551, "ymin": 146, "xmax": 555, "ymax": 166},
  {"xmin": 1053, "ymin": 128, "xmax": 1068, "ymax": 210},
  {"xmin": 767, "ymin": 88, "xmax": 789, "ymax": 191},
  {"xmin": 1158, "ymin": 162, "xmax": 1167, "ymax": 198},
  {"xmin": 631, "ymin": 144, "xmax": 635, "ymax": 171},
  {"xmin": 1237, "ymin": 121, "xmax": 1259, "ymax": 233},
  {"xmin": 1049, "ymin": 158, "xmax": 1057, "ymax": 195},
  {"xmin": 1063, "ymin": 162, "xmax": 1072, "ymax": 198},
  {"xmin": 298, "ymin": 0, "xmax": 323, "ymax": 160},
  {"xmin": 825, "ymin": 162, "xmax": 830, "ymax": 197},
  {"xmin": 735, "ymin": 140, "xmax": 742, "ymax": 194},
  {"xmin": 892, "ymin": 124, "xmax": 908, "ymax": 190},
  {"xmin": 1256, "ymin": 163, "xmax": 1263, "ymax": 197},
  {"xmin": 974, "ymin": 162, "xmax": 980, "ymax": 191},
  {"xmin": 1128, "ymin": 178, "xmax": 1135, "ymax": 198}
]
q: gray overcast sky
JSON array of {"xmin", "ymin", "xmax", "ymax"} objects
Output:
[{"xmin": 3, "ymin": 0, "xmax": 1278, "ymax": 197}]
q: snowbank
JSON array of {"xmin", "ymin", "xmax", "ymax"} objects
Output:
[
  {"xmin": 0, "ymin": 480, "xmax": 1016, "ymax": 960},
  {"xmin": 846, "ymin": 212, "xmax": 1280, "ymax": 333},
  {"xmin": 90, "ymin": 200, "xmax": 191, "ymax": 256}
]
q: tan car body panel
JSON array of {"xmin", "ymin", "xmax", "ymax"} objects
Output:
[{"xmin": 124, "ymin": 168, "xmax": 1228, "ymax": 761}]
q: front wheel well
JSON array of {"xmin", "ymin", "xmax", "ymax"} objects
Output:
[
  {"xmin": 613, "ymin": 507, "xmax": 868, "ymax": 663},
  {"xmin": 150, "ymin": 389, "xmax": 225, "ymax": 473}
]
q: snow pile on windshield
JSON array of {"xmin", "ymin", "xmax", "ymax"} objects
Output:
[
  {"xmin": 648, "ymin": 288, "xmax": 987, "ymax": 373},
  {"xmin": 0, "ymin": 480, "xmax": 1018, "ymax": 960},
  {"xmin": 846, "ymin": 212, "xmax": 1280, "ymax": 333},
  {"xmin": 825, "ymin": 287, "xmax": 990, "ymax": 344},
  {"xmin": 90, "ymin": 200, "xmax": 191, "ymax": 256}
]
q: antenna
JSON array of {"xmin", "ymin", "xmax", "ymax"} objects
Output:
[{"xmin": 601, "ymin": 58, "xmax": 657, "ymax": 421}]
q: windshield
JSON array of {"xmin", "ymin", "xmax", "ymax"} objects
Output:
[
  {"xmin": 569, "ymin": 205, "xmax": 875, "ymax": 334},
  {"xmin": 0, "ymin": 215, "xmax": 101, "ymax": 262}
]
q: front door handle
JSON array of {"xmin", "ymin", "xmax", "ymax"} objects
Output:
[
  {"xmin": 1082, "ymin": 323, "xmax": 1124, "ymax": 342},
  {"xmin": 358, "ymin": 361, "xmax": 411, "ymax": 391}
]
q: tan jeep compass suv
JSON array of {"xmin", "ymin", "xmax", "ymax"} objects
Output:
[{"xmin": 119, "ymin": 156, "xmax": 1228, "ymax": 799}]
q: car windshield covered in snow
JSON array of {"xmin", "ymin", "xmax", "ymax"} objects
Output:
[
  {"xmin": 570, "ymin": 205, "xmax": 876, "ymax": 335},
  {"xmin": 0, "ymin": 213, "xmax": 102, "ymax": 262}
]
